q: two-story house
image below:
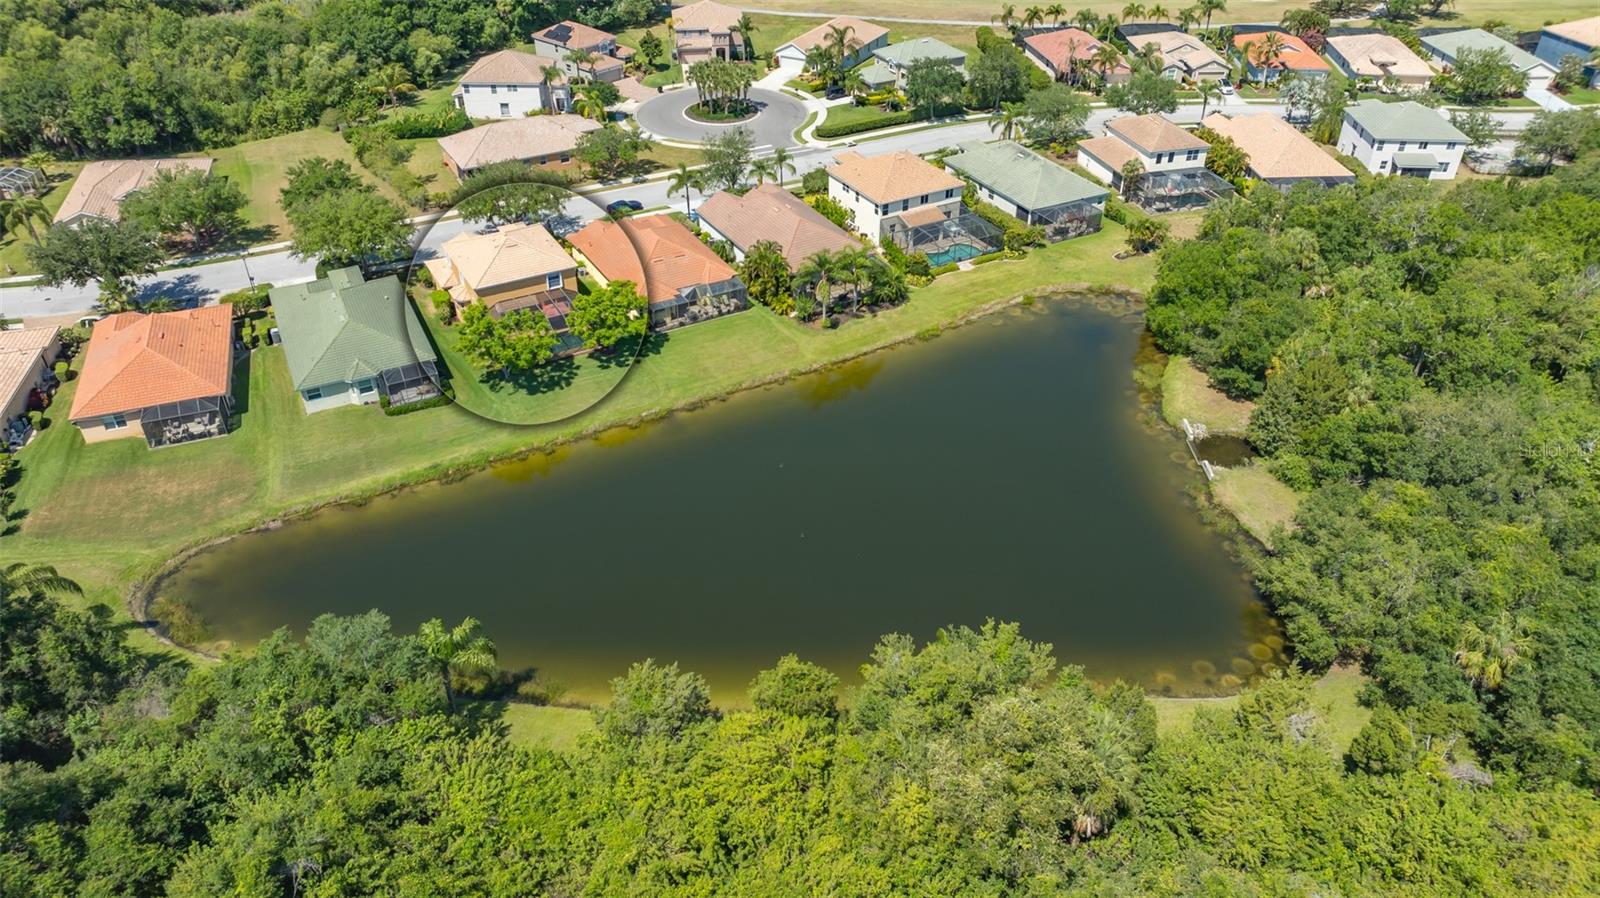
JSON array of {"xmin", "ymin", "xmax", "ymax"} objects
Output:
[
  {"xmin": 1338, "ymin": 99, "xmax": 1467, "ymax": 179},
  {"xmin": 1077, "ymin": 114, "xmax": 1231, "ymax": 210},
  {"xmin": 532, "ymin": 20, "xmax": 633, "ymax": 83},
  {"xmin": 452, "ymin": 49, "xmax": 569, "ymax": 119},
  {"xmin": 425, "ymin": 223, "xmax": 584, "ymax": 353},
  {"xmin": 672, "ymin": 0, "xmax": 744, "ymax": 67},
  {"xmin": 1534, "ymin": 16, "xmax": 1600, "ymax": 88},
  {"xmin": 826, "ymin": 150, "xmax": 964, "ymax": 244}
]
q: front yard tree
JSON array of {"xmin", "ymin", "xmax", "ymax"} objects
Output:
[
  {"xmin": 1440, "ymin": 47, "xmax": 1524, "ymax": 105},
  {"xmin": 739, "ymin": 240, "xmax": 794, "ymax": 314},
  {"xmin": 905, "ymin": 57, "xmax": 965, "ymax": 118},
  {"xmin": 120, "ymin": 168, "xmax": 248, "ymax": 250},
  {"xmin": 279, "ymin": 157, "xmax": 365, "ymax": 212},
  {"xmin": 1104, "ymin": 65, "xmax": 1178, "ymax": 114},
  {"xmin": 637, "ymin": 30, "xmax": 663, "ymax": 69},
  {"xmin": 3, "ymin": 195, "xmax": 51, "ymax": 244},
  {"xmin": 967, "ymin": 43, "xmax": 1031, "ymax": 110},
  {"xmin": 1020, "ymin": 84, "xmax": 1091, "ymax": 146},
  {"xmin": 1449, "ymin": 109, "xmax": 1497, "ymax": 156},
  {"xmin": 287, "ymin": 189, "xmax": 410, "ymax": 267},
  {"xmin": 569, "ymin": 279, "xmax": 648, "ymax": 351},
  {"xmin": 703, "ymin": 127, "xmax": 754, "ymax": 191},
  {"xmin": 452, "ymin": 163, "xmax": 569, "ymax": 226},
  {"xmin": 576, "ymin": 124, "xmax": 648, "ymax": 181},
  {"xmin": 417, "ymin": 617, "xmax": 496, "ymax": 711},
  {"xmin": 666, "ymin": 163, "xmax": 705, "ymax": 215},
  {"xmin": 28, "ymin": 219, "xmax": 163, "ymax": 312},
  {"xmin": 1514, "ymin": 109, "xmax": 1596, "ymax": 174}
]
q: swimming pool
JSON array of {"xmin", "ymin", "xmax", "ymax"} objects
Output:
[{"xmin": 925, "ymin": 243, "xmax": 985, "ymax": 267}]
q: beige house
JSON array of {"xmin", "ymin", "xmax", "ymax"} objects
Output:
[
  {"xmin": 826, "ymin": 149, "xmax": 964, "ymax": 243},
  {"xmin": 673, "ymin": 0, "xmax": 744, "ymax": 66},
  {"xmin": 425, "ymin": 223, "xmax": 579, "ymax": 330},
  {"xmin": 774, "ymin": 17, "xmax": 890, "ymax": 70},
  {"xmin": 1202, "ymin": 113, "xmax": 1355, "ymax": 189},
  {"xmin": 532, "ymin": 20, "xmax": 634, "ymax": 83},
  {"xmin": 697, "ymin": 183, "xmax": 861, "ymax": 269},
  {"xmin": 1, "ymin": 326, "xmax": 60, "ymax": 448},
  {"xmin": 436, "ymin": 114, "xmax": 603, "ymax": 179},
  {"xmin": 1324, "ymin": 33, "xmax": 1434, "ymax": 91},
  {"xmin": 452, "ymin": 49, "xmax": 569, "ymax": 119},
  {"xmin": 53, "ymin": 158, "xmax": 214, "ymax": 226},
  {"xmin": 1128, "ymin": 30, "xmax": 1230, "ymax": 82}
]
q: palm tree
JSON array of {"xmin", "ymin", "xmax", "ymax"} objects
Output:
[
  {"xmin": 418, "ymin": 617, "xmax": 497, "ymax": 710},
  {"xmin": 573, "ymin": 86, "xmax": 608, "ymax": 121},
  {"xmin": 1454, "ymin": 613, "xmax": 1534, "ymax": 691},
  {"xmin": 1074, "ymin": 8, "xmax": 1100, "ymax": 30},
  {"xmin": 367, "ymin": 62, "xmax": 417, "ymax": 109},
  {"xmin": 1177, "ymin": 5, "xmax": 1200, "ymax": 30},
  {"xmin": 1094, "ymin": 14, "xmax": 1121, "ymax": 42},
  {"xmin": 0, "ymin": 562, "xmax": 81, "ymax": 598},
  {"xmin": 795, "ymin": 248, "xmax": 845, "ymax": 321},
  {"xmin": 1249, "ymin": 31, "xmax": 1286, "ymax": 87},
  {"xmin": 837, "ymin": 248, "xmax": 872, "ymax": 312},
  {"xmin": 1200, "ymin": 0, "xmax": 1227, "ymax": 29},
  {"xmin": 4, "ymin": 196, "xmax": 50, "ymax": 243},
  {"xmin": 1147, "ymin": 3, "xmax": 1170, "ymax": 21},
  {"xmin": 22, "ymin": 150, "xmax": 53, "ymax": 181},
  {"xmin": 1023, "ymin": 6, "xmax": 1046, "ymax": 30},
  {"xmin": 1046, "ymin": 3, "xmax": 1067, "ymax": 24},
  {"xmin": 750, "ymin": 156, "xmax": 777, "ymax": 184},
  {"xmin": 1195, "ymin": 78, "xmax": 1221, "ymax": 116},
  {"xmin": 990, "ymin": 100, "xmax": 1026, "ymax": 139},
  {"xmin": 1118, "ymin": 157, "xmax": 1144, "ymax": 200},
  {"xmin": 734, "ymin": 12, "xmax": 757, "ymax": 59},
  {"xmin": 565, "ymin": 48, "xmax": 597, "ymax": 81},
  {"xmin": 770, "ymin": 146, "xmax": 795, "ymax": 184},
  {"xmin": 994, "ymin": 3, "xmax": 1018, "ymax": 31},
  {"xmin": 667, "ymin": 163, "xmax": 705, "ymax": 216},
  {"xmin": 804, "ymin": 45, "xmax": 835, "ymax": 80},
  {"xmin": 825, "ymin": 23, "xmax": 860, "ymax": 73},
  {"xmin": 540, "ymin": 65, "xmax": 564, "ymax": 111},
  {"xmin": 1121, "ymin": 2, "xmax": 1145, "ymax": 21},
  {"xmin": 1091, "ymin": 42, "xmax": 1124, "ymax": 81}
]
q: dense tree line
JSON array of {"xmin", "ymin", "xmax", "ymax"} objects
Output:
[
  {"xmin": 0, "ymin": 0, "xmax": 654, "ymax": 156},
  {"xmin": 4, "ymin": 568, "xmax": 1599, "ymax": 895},
  {"xmin": 1147, "ymin": 152, "xmax": 1600, "ymax": 793}
]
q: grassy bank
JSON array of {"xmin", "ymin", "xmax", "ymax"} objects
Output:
[
  {"xmin": 1211, "ymin": 464, "xmax": 1303, "ymax": 550},
  {"xmin": 1159, "ymin": 356, "xmax": 1253, "ymax": 435},
  {"xmin": 1152, "ymin": 665, "xmax": 1370, "ymax": 754},
  {"xmin": 6, "ymin": 224, "xmax": 1155, "ymax": 638}
]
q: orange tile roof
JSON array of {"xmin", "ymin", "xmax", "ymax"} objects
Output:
[
  {"xmin": 1106, "ymin": 114, "xmax": 1210, "ymax": 153},
  {"xmin": 1023, "ymin": 28, "xmax": 1128, "ymax": 74},
  {"xmin": 696, "ymin": 184, "xmax": 859, "ymax": 270},
  {"xmin": 568, "ymin": 215, "xmax": 736, "ymax": 305},
  {"xmin": 1232, "ymin": 31, "xmax": 1329, "ymax": 72},
  {"xmin": 828, "ymin": 150, "xmax": 963, "ymax": 205},
  {"xmin": 69, "ymin": 306, "xmax": 233, "ymax": 420}
]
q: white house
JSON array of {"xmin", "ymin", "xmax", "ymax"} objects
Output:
[
  {"xmin": 1420, "ymin": 29, "xmax": 1555, "ymax": 94},
  {"xmin": 774, "ymin": 16, "xmax": 889, "ymax": 71},
  {"xmin": 1076, "ymin": 114, "xmax": 1209, "ymax": 185},
  {"xmin": 531, "ymin": 20, "xmax": 633, "ymax": 83},
  {"xmin": 826, "ymin": 150, "xmax": 963, "ymax": 242},
  {"xmin": 1338, "ymin": 99, "xmax": 1467, "ymax": 179},
  {"xmin": 452, "ymin": 49, "xmax": 569, "ymax": 119}
]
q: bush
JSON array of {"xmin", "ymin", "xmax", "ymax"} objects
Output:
[
  {"xmin": 379, "ymin": 390, "xmax": 453, "ymax": 416},
  {"xmin": 801, "ymin": 168, "xmax": 828, "ymax": 196},
  {"xmin": 150, "ymin": 594, "xmax": 212, "ymax": 646},
  {"xmin": 219, "ymin": 284, "xmax": 270, "ymax": 314},
  {"xmin": 930, "ymin": 261, "xmax": 960, "ymax": 276},
  {"xmin": 430, "ymin": 289, "xmax": 453, "ymax": 325},
  {"xmin": 804, "ymin": 193, "xmax": 854, "ymax": 230},
  {"xmin": 375, "ymin": 107, "xmax": 470, "ymax": 139},
  {"xmin": 815, "ymin": 110, "xmax": 918, "ymax": 139},
  {"xmin": 52, "ymin": 361, "xmax": 70, "ymax": 382},
  {"xmin": 970, "ymin": 251, "xmax": 1006, "ymax": 266}
]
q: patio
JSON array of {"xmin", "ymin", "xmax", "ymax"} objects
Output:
[
  {"xmin": 1129, "ymin": 169, "xmax": 1234, "ymax": 213},
  {"xmin": 143, "ymin": 396, "xmax": 232, "ymax": 448},
  {"xmin": 890, "ymin": 210, "xmax": 1006, "ymax": 262}
]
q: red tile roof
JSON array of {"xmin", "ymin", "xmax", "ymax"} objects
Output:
[
  {"xmin": 1023, "ymin": 28, "xmax": 1128, "ymax": 75},
  {"xmin": 568, "ymin": 215, "xmax": 736, "ymax": 305},
  {"xmin": 69, "ymin": 306, "xmax": 234, "ymax": 420}
]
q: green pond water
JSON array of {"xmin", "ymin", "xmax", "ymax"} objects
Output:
[{"xmin": 163, "ymin": 297, "xmax": 1286, "ymax": 703}]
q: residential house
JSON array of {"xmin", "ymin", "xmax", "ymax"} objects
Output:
[
  {"xmin": 1022, "ymin": 28, "xmax": 1130, "ymax": 85},
  {"xmin": 827, "ymin": 149, "xmax": 964, "ymax": 243},
  {"xmin": 1231, "ymin": 30, "xmax": 1329, "ymax": 82},
  {"xmin": 867, "ymin": 38, "xmax": 968, "ymax": 89},
  {"xmin": 1201, "ymin": 112, "xmax": 1356, "ymax": 189},
  {"xmin": 1338, "ymin": 99, "xmax": 1466, "ymax": 179},
  {"xmin": 1123, "ymin": 29, "xmax": 1229, "ymax": 82},
  {"xmin": 67, "ymin": 306, "xmax": 234, "ymax": 448},
  {"xmin": 1324, "ymin": 33, "xmax": 1434, "ymax": 91},
  {"xmin": 269, "ymin": 267, "xmax": 441, "ymax": 413},
  {"xmin": 1421, "ymin": 29, "xmax": 1555, "ymax": 94},
  {"xmin": 0, "ymin": 326, "xmax": 59, "ymax": 449},
  {"xmin": 774, "ymin": 16, "xmax": 889, "ymax": 71},
  {"xmin": 436, "ymin": 114, "xmax": 603, "ymax": 179},
  {"xmin": 1076, "ymin": 114, "xmax": 1231, "ymax": 210},
  {"xmin": 672, "ymin": 0, "xmax": 745, "ymax": 66},
  {"xmin": 425, "ymin": 224, "xmax": 580, "ymax": 351},
  {"xmin": 0, "ymin": 166, "xmax": 45, "ymax": 199},
  {"xmin": 697, "ymin": 182, "xmax": 860, "ymax": 269},
  {"xmin": 53, "ymin": 158, "xmax": 214, "ymax": 226},
  {"xmin": 567, "ymin": 215, "xmax": 747, "ymax": 329},
  {"xmin": 1534, "ymin": 16, "xmax": 1600, "ymax": 88},
  {"xmin": 452, "ymin": 49, "xmax": 569, "ymax": 119},
  {"xmin": 943, "ymin": 140, "xmax": 1109, "ymax": 241},
  {"xmin": 532, "ymin": 20, "xmax": 634, "ymax": 83}
]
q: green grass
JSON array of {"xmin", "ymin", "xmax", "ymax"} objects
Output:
[
  {"xmin": 1558, "ymin": 86, "xmax": 1600, "ymax": 105},
  {"xmin": 1160, "ymin": 356, "xmax": 1253, "ymax": 435},
  {"xmin": 1151, "ymin": 665, "xmax": 1370, "ymax": 754},
  {"xmin": 210, "ymin": 129, "xmax": 400, "ymax": 238},
  {"xmin": 820, "ymin": 103, "xmax": 907, "ymax": 133},
  {"xmin": 1210, "ymin": 463, "xmax": 1303, "ymax": 550},
  {"xmin": 6, "ymin": 224, "xmax": 1153, "ymax": 623},
  {"xmin": 499, "ymin": 703, "xmax": 596, "ymax": 752},
  {"xmin": 0, "ymin": 163, "xmax": 83, "ymax": 276}
]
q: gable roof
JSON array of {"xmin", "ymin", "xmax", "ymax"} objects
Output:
[
  {"xmin": 1343, "ymin": 99, "xmax": 1467, "ymax": 142},
  {"xmin": 945, "ymin": 140, "xmax": 1108, "ymax": 209},
  {"xmin": 672, "ymin": 0, "xmax": 742, "ymax": 33},
  {"xmin": 1106, "ymin": 114, "xmax": 1209, "ymax": 153},
  {"xmin": 437, "ymin": 222, "xmax": 575, "ymax": 291},
  {"xmin": 537, "ymin": 19, "xmax": 619, "ymax": 50},
  {"xmin": 459, "ymin": 48, "xmax": 560, "ymax": 85},
  {"xmin": 567, "ymin": 215, "xmax": 737, "ymax": 305},
  {"xmin": 54, "ymin": 158, "xmax": 214, "ymax": 224},
  {"xmin": 69, "ymin": 306, "xmax": 233, "ymax": 419},
  {"xmin": 1131, "ymin": 30, "xmax": 1229, "ymax": 73},
  {"xmin": 269, "ymin": 267, "xmax": 437, "ymax": 391},
  {"xmin": 1325, "ymin": 33, "xmax": 1433, "ymax": 79},
  {"xmin": 1542, "ymin": 16, "xmax": 1600, "ymax": 49},
  {"xmin": 1023, "ymin": 28, "xmax": 1128, "ymax": 74},
  {"xmin": 437, "ymin": 115, "xmax": 602, "ymax": 172},
  {"xmin": 696, "ymin": 183, "xmax": 860, "ymax": 269},
  {"xmin": 873, "ymin": 37, "xmax": 967, "ymax": 67},
  {"xmin": 780, "ymin": 17, "xmax": 888, "ymax": 55},
  {"xmin": 828, "ymin": 150, "xmax": 963, "ymax": 204},
  {"xmin": 1076, "ymin": 135, "xmax": 1140, "ymax": 174},
  {"xmin": 1231, "ymin": 31, "xmax": 1329, "ymax": 72},
  {"xmin": 1420, "ymin": 29, "xmax": 1550, "ymax": 74},
  {"xmin": 0, "ymin": 326, "xmax": 58, "ymax": 408},
  {"xmin": 1201, "ymin": 113, "xmax": 1353, "ymax": 181}
]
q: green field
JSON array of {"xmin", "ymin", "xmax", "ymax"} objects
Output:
[
  {"xmin": 498, "ymin": 703, "xmax": 597, "ymax": 752},
  {"xmin": 6, "ymin": 224, "xmax": 1155, "ymax": 632},
  {"xmin": 1160, "ymin": 355, "xmax": 1254, "ymax": 434},
  {"xmin": 1151, "ymin": 665, "xmax": 1370, "ymax": 754},
  {"xmin": 820, "ymin": 102, "xmax": 910, "ymax": 133},
  {"xmin": 211, "ymin": 128, "xmax": 401, "ymax": 239}
]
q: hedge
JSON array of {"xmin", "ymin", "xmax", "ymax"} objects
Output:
[{"xmin": 815, "ymin": 110, "xmax": 918, "ymax": 138}]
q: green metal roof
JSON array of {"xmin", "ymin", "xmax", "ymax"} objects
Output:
[
  {"xmin": 1391, "ymin": 151, "xmax": 1442, "ymax": 169},
  {"xmin": 1344, "ymin": 99, "xmax": 1468, "ymax": 143},
  {"xmin": 873, "ymin": 37, "xmax": 966, "ymax": 67},
  {"xmin": 269, "ymin": 267, "xmax": 438, "ymax": 391},
  {"xmin": 944, "ymin": 140, "xmax": 1109, "ymax": 210},
  {"xmin": 858, "ymin": 60, "xmax": 897, "ymax": 86},
  {"xmin": 1420, "ymin": 29, "xmax": 1548, "ymax": 74}
]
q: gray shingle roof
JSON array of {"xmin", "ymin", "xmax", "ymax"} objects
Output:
[
  {"xmin": 1343, "ymin": 100, "xmax": 1467, "ymax": 143},
  {"xmin": 944, "ymin": 140, "xmax": 1109, "ymax": 210},
  {"xmin": 1420, "ymin": 29, "xmax": 1549, "ymax": 74},
  {"xmin": 269, "ymin": 267, "xmax": 438, "ymax": 391}
]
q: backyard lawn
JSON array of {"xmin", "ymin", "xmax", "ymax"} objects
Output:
[
  {"xmin": 0, "ymin": 162, "xmax": 84, "ymax": 276},
  {"xmin": 211, "ymin": 128, "xmax": 400, "ymax": 238}
]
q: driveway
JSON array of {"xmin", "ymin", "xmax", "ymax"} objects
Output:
[{"xmin": 634, "ymin": 87, "xmax": 808, "ymax": 149}]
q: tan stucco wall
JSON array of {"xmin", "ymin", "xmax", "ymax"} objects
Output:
[{"xmin": 73, "ymin": 408, "xmax": 146, "ymax": 444}]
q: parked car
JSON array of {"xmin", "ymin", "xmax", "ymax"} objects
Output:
[
  {"xmin": 825, "ymin": 86, "xmax": 846, "ymax": 100},
  {"xmin": 606, "ymin": 199, "xmax": 643, "ymax": 216},
  {"xmin": 1218, "ymin": 81, "xmax": 1236, "ymax": 96}
]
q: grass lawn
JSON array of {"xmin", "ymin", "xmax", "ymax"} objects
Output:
[
  {"xmin": 1151, "ymin": 665, "xmax": 1370, "ymax": 755},
  {"xmin": 1210, "ymin": 463, "xmax": 1303, "ymax": 550},
  {"xmin": 1160, "ymin": 356, "xmax": 1253, "ymax": 434},
  {"xmin": 1556, "ymin": 86, "xmax": 1600, "ymax": 105},
  {"xmin": 499, "ymin": 703, "xmax": 596, "ymax": 752},
  {"xmin": 0, "ymin": 163, "xmax": 84, "ymax": 276},
  {"xmin": 820, "ymin": 102, "xmax": 908, "ymax": 133},
  {"xmin": 210, "ymin": 129, "xmax": 401, "ymax": 239},
  {"xmin": 399, "ymin": 136, "xmax": 450, "ymax": 196},
  {"xmin": 7, "ymin": 223, "xmax": 1155, "ymax": 625}
]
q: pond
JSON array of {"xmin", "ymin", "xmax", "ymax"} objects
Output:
[{"xmin": 161, "ymin": 297, "xmax": 1286, "ymax": 704}]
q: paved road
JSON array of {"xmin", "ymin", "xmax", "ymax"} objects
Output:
[
  {"xmin": 634, "ymin": 87, "xmax": 809, "ymax": 148},
  {"xmin": 739, "ymin": 7, "xmax": 991, "ymax": 25}
]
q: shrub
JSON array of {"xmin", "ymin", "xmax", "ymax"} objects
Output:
[
  {"xmin": 815, "ymin": 110, "xmax": 917, "ymax": 138},
  {"xmin": 930, "ymin": 261, "xmax": 960, "ymax": 276},
  {"xmin": 151, "ymin": 594, "xmax": 212, "ymax": 646},
  {"xmin": 376, "ymin": 107, "xmax": 471, "ymax": 139},
  {"xmin": 430, "ymin": 289, "xmax": 453, "ymax": 325},
  {"xmin": 969, "ymin": 251, "xmax": 1006, "ymax": 266},
  {"xmin": 805, "ymin": 193, "xmax": 853, "ymax": 230},
  {"xmin": 52, "ymin": 361, "xmax": 69, "ymax": 382},
  {"xmin": 801, "ymin": 168, "xmax": 828, "ymax": 195},
  {"xmin": 380, "ymin": 390, "xmax": 454, "ymax": 416}
]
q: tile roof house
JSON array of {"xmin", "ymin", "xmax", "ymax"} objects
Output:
[
  {"xmin": 944, "ymin": 140, "xmax": 1109, "ymax": 240},
  {"xmin": 1201, "ymin": 113, "xmax": 1355, "ymax": 188},
  {"xmin": 1078, "ymin": 114, "xmax": 1231, "ymax": 211},
  {"xmin": 68, "ymin": 306, "xmax": 235, "ymax": 447},
  {"xmin": 1231, "ymin": 31, "xmax": 1330, "ymax": 81},
  {"xmin": 1022, "ymin": 28, "xmax": 1130, "ymax": 85},
  {"xmin": 532, "ymin": 20, "xmax": 633, "ymax": 83},
  {"xmin": 53, "ymin": 158, "xmax": 214, "ymax": 226},
  {"xmin": 425, "ymin": 223, "xmax": 581, "ymax": 348},
  {"xmin": 672, "ymin": 0, "xmax": 745, "ymax": 66},
  {"xmin": 436, "ymin": 114, "xmax": 602, "ymax": 178},
  {"xmin": 1124, "ymin": 29, "xmax": 1230, "ymax": 82},
  {"xmin": 697, "ymin": 183, "xmax": 860, "ymax": 270},
  {"xmin": 826, "ymin": 150, "xmax": 965, "ymax": 242},
  {"xmin": 1421, "ymin": 29, "xmax": 1556, "ymax": 93},
  {"xmin": 869, "ymin": 38, "xmax": 968, "ymax": 87},
  {"xmin": 567, "ymin": 215, "xmax": 747, "ymax": 329},
  {"xmin": 1324, "ymin": 33, "xmax": 1434, "ymax": 91},
  {"xmin": 452, "ymin": 49, "xmax": 570, "ymax": 119},
  {"xmin": 1338, "ymin": 99, "xmax": 1466, "ymax": 179},
  {"xmin": 269, "ymin": 267, "xmax": 441, "ymax": 413},
  {"xmin": 774, "ymin": 17, "xmax": 890, "ymax": 70},
  {"xmin": 0, "ymin": 326, "xmax": 59, "ymax": 448},
  {"xmin": 1535, "ymin": 16, "xmax": 1600, "ymax": 88}
]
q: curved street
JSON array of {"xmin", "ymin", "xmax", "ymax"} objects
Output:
[{"xmin": 634, "ymin": 87, "xmax": 809, "ymax": 148}]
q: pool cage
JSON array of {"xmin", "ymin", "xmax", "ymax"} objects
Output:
[
  {"xmin": 652, "ymin": 276, "xmax": 748, "ymax": 330},
  {"xmin": 1025, "ymin": 200, "xmax": 1105, "ymax": 242},
  {"xmin": 1127, "ymin": 169, "xmax": 1234, "ymax": 213},
  {"xmin": 143, "ymin": 395, "xmax": 233, "ymax": 448},
  {"xmin": 379, "ymin": 360, "xmax": 444, "ymax": 407},
  {"xmin": 889, "ymin": 210, "xmax": 1005, "ymax": 260}
]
